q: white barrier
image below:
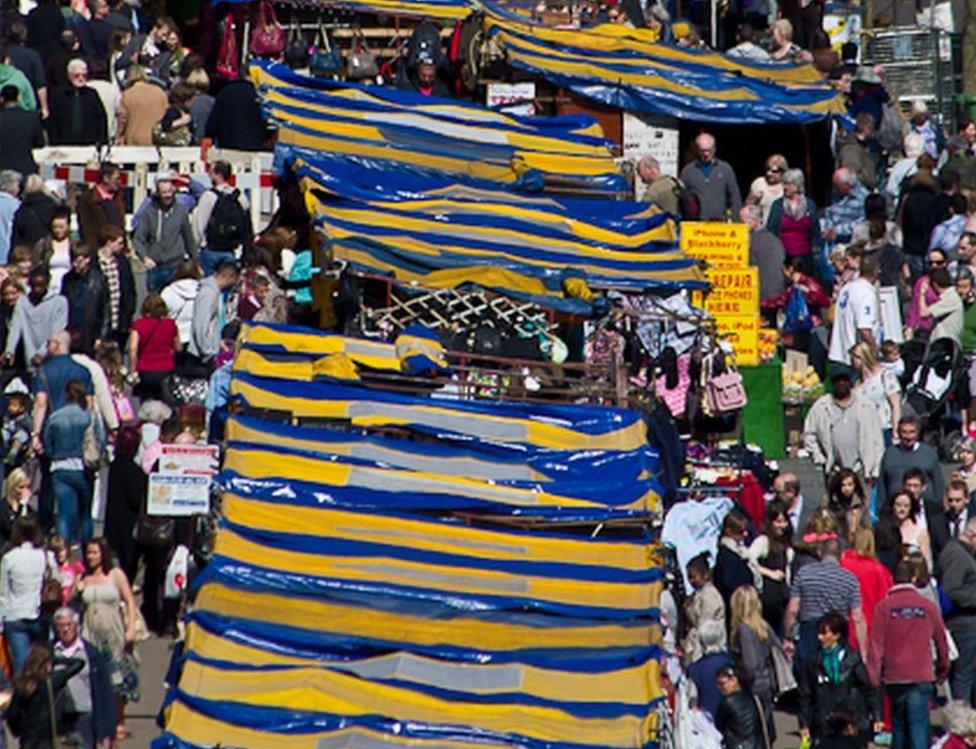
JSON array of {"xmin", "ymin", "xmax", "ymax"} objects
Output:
[{"xmin": 32, "ymin": 145, "xmax": 277, "ymax": 231}]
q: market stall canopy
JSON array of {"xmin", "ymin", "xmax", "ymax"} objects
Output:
[
  {"xmin": 215, "ymin": 0, "xmax": 474, "ymax": 19},
  {"xmin": 157, "ymin": 322, "xmax": 665, "ymax": 748},
  {"xmin": 483, "ymin": 4, "xmax": 849, "ymax": 124},
  {"xmin": 252, "ymin": 60, "xmax": 625, "ymax": 193}
]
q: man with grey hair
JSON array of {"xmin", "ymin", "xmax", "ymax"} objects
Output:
[
  {"xmin": 686, "ymin": 619, "xmax": 734, "ymax": 719},
  {"xmin": 822, "ymin": 167, "xmax": 869, "ymax": 245},
  {"xmin": 0, "ymin": 168, "xmax": 20, "ymax": 264},
  {"xmin": 741, "ymin": 203, "xmax": 784, "ymax": 303},
  {"xmin": 885, "ymin": 132, "xmax": 924, "ymax": 205},
  {"xmin": 47, "ymin": 57, "xmax": 107, "ymax": 145},
  {"xmin": 52, "ymin": 606, "xmax": 117, "ymax": 748},
  {"xmin": 636, "ymin": 154, "xmax": 679, "ymax": 216},
  {"xmin": 132, "ymin": 172, "xmax": 197, "ymax": 291},
  {"xmin": 679, "ymin": 132, "xmax": 742, "ymax": 221}
]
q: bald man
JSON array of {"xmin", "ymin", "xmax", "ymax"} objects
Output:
[
  {"xmin": 678, "ymin": 133, "xmax": 742, "ymax": 221},
  {"xmin": 821, "ymin": 167, "xmax": 869, "ymax": 245},
  {"xmin": 637, "ymin": 154, "xmax": 679, "ymax": 215}
]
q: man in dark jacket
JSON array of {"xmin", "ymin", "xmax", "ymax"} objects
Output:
[
  {"xmin": 12, "ymin": 175, "xmax": 58, "ymax": 247},
  {"xmin": 52, "ymin": 607, "xmax": 117, "ymax": 747},
  {"xmin": 0, "ymin": 85, "xmax": 43, "ymax": 177},
  {"xmin": 397, "ymin": 57, "xmax": 451, "ymax": 98},
  {"xmin": 204, "ymin": 76, "xmax": 266, "ymax": 151},
  {"xmin": 939, "ymin": 517, "xmax": 976, "ymax": 706},
  {"xmin": 77, "ymin": 162, "xmax": 125, "ymax": 248},
  {"xmin": 60, "ymin": 244, "xmax": 107, "ymax": 354},
  {"xmin": 47, "ymin": 58, "xmax": 107, "ymax": 146},
  {"xmin": 44, "ymin": 30, "xmax": 81, "ymax": 92},
  {"xmin": 929, "ymin": 479, "xmax": 976, "ymax": 564},
  {"xmin": 900, "ymin": 168, "xmax": 942, "ymax": 280}
]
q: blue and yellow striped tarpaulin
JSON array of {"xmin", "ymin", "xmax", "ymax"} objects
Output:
[
  {"xmin": 159, "ymin": 321, "xmax": 663, "ymax": 749},
  {"xmin": 252, "ymin": 60, "xmax": 626, "ymax": 194},
  {"xmin": 483, "ymin": 4, "xmax": 848, "ymax": 124}
]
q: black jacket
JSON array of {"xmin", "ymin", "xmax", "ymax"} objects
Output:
[
  {"xmin": 899, "ymin": 183, "xmax": 941, "ymax": 257},
  {"xmin": 99, "ymin": 252, "xmax": 136, "ymax": 339},
  {"xmin": 12, "ymin": 192, "xmax": 58, "ymax": 248},
  {"xmin": 204, "ymin": 79, "xmax": 266, "ymax": 151},
  {"xmin": 715, "ymin": 690, "xmax": 765, "ymax": 749},
  {"xmin": 798, "ymin": 645, "xmax": 880, "ymax": 738},
  {"xmin": 47, "ymin": 85, "xmax": 108, "ymax": 146},
  {"xmin": 714, "ymin": 543, "xmax": 754, "ymax": 607},
  {"xmin": 60, "ymin": 265, "xmax": 108, "ymax": 352},
  {"xmin": 6, "ymin": 656, "xmax": 84, "ymax": 745},
  {"xmin": 929, "ymin": 499, "xmax": 976, "ymax": 567},
  {"xmin": 26, "ymin": 1, "xmax": 66, "ymax": 58},
  {"xmin": 0, "ymin": 107, "xmax": 45, "ymax": 177}
]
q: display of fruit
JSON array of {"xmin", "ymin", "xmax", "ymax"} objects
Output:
[
  {"xmin": 758, "ymin": 328, "xmax": 777, "ymax": 363},
  {"xmin": 782, "ymin": 364, "xmax": 823, "ymax": 399}
]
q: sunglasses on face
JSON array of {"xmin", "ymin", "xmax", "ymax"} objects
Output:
[{"xmin": 767, "ymin": 167, "xmax": 784, "ymax": 173}]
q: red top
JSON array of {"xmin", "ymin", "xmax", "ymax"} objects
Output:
[
  {"xmin": 779, "ymin": 212, "xmax": 814, "ymax": 258},
  {"xmin": 132, "ymin": 317, "xmax": 177, "ymax": 372},
  {"xmin": 841, "ymin": 550, "xmax": 894, "ymax": 647}
]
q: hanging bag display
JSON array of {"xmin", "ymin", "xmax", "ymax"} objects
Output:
[
  {"xmin": 285, "ymin": 12, "xmax": 307, "ymax": 64},
  {"xmin": 310, "ymin": 22, "xmax": 343, "ymax": 77},
  {"xmin": 345, "ymin": 31, "xmax": 379, "ymax": 80},
  {"xmin": 705, "ymin": 352, "xmax": 748, "ymax": 413},
  {"xmin": 216, "ymin": 15, "xmax": 239, "ymax": 80},
  {"xmin": 249, "ymin": 0, "xmax": 285, "ymax": 57}
]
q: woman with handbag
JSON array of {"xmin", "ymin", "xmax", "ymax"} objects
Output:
[
  {"xmin": 730, "ymin": 585, "xmax": 784, "ymax": 743},
  {"xmin": 41, "ymin": 381, "xmax": 104, "ymax": 546},
  {"xmin": 6, "ymin": 642, "xmax": 83, "ymax": 749},
  {"xmin": 74, "ymin": 537, "xmax": 139, "ymax": 742},
  {"xmin": 0, "ymin": 518, "xmax": 59, "ymax": 673},
  {"xmin": 127, "ymin": 293, "xmax": 180, "ymax": 403}
]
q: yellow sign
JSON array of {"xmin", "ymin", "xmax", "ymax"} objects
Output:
[
  {"xmin": 704, "ymin": 268, "xmax": 759, "ymax": 317},
  {"xmin": 680, "ymin": 222, "xmax": 749, "ymax": 268},
  {"xmin": 715, "ymin": 315, "xmax": 760, "ymax": 366}
]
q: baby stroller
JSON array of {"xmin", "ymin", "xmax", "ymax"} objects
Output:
[{"xmin": 903, "ymin": 337, "xmax": 965, "ymax": 458}]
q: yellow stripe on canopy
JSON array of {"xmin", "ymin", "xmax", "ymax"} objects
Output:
[
  {"xmin": 177, "ymin": 659, "xmax": 655, "ymax": 747},
  {"xmin": 197, "ymin": 583, "xmax": 659, "ymax": 651}
]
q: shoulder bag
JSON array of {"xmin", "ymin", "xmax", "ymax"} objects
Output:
[
  {"xmin": 310, "ymin": 23, "xmax": 342, "ymax": 77},
  {"xmin": 705, "ymin": 352, "xmax": 748, "ymax": 413},
  {"xmin": 249, "ymin": 0, "xmax": 285, "ymax": 57},
  {"xmin": 40, "ymin": 553, "xmax": 62, "ymax": 615},
  {"xmin": 82, "ymin": 410, "xmax": 105, "ymax": 471},
  {"xmin": 769, "ymin": 640, "xmax": 797, "ymax": 697},
  {"xmin": 345, "ymin": 31, "xmax": 379, "ymax": 80}
]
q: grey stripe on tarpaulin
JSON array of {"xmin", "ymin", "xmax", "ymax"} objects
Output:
[
  {"xmin": 331, "ymin": 652, "xmax": 525, "ymax": 692},
  {"xmin": 347, "ymin": 402, "xmax": 531, "ymax": 442},
  {"xmin": 335, "ymin": 526, "xmax": 529, "ymax": 556},
  {"xmin": 346, "ymin": 466, "xmax": 542, "ymax": 506},
  {"xmin": 345, "ymin": 445, "xmax": 538, "ymax": 481},
  {"xmin": 317, "ymin": 736, "xmax": 514, "ymax": 749},
  {"xmin": 333, "ymin": 561, "xmax": 531, "ymax": 595}
]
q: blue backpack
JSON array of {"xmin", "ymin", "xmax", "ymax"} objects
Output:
[{"xmin": 783, "ymin": 286, "xmax": 813, "ymax": 333}]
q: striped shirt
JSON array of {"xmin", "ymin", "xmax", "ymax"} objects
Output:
[{"xmin": 790, "ymin": 558, "xmax": 861, "ymax": 623}]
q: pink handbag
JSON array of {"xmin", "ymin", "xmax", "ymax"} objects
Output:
[
  {"xmin": 249, "ymin": 0, "xmax": 285, "ymax": 57},
  {"xmin": 705, "ymin": 356, "xmax": 748, "ymax": 413}
]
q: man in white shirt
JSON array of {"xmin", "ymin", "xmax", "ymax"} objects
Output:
[
  {"xmin": 828, "ymin": 255, "xmax": 881, "ymax": 373},
  {"xmin": 921, "ymin": 267, "xmax": 965, "ymax": 344}
]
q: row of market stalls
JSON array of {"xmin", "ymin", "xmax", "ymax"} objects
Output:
[{"xmin": 156, "ymin": 10, "xmax": 850, "ymax": 744}]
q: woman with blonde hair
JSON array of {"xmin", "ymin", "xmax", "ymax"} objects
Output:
[
  {"xmin": 748, "ymin": 153, "xmax": 788, "ymax": 223},
  {"xmin": 0, "ymin": 467, "xmax": 34, "ymax": 543},
  {"xmin": 730, "ymin": 585, "xmax": 779, "ymax": 742},
  {"xmin": 851, "ymin": 340, "xmax": 901, "ymax": 443}
]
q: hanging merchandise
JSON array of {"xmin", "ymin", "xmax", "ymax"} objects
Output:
[
  {"xmin": 216, "ymin": 15, "xmax": 239, "ymax": 80},
  {"xmin": 249, "ymin": 0, "xmax": 286, "ymax": 57},
  {"xmin": 285, "ymin": 13, "xmax": 308, "ymax": 64},
  {"xmin": 310, "ymin": 23, "xmax": 343, "ymax": 77},
  {"xmin": 704, "ymin": 350, "xmax": 748, "ymax": 414},
  {"xmin": 345, "ymin": 31, "xmax": 379, "ymax": 80}
]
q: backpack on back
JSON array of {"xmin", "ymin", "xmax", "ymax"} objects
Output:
[
  {"xmin": 406, "ymin": 20, "xmax": 443, "ymax": 69},
  {"xmin": 205, "ymin": 188, "xmax": 249, "ymax": 251},
  {"xmin": 670, "ymin": 177, "xmax": 701, "ymax": 221}
]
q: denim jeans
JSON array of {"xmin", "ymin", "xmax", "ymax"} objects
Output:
[
  {"xmin": 887, "ymin": 682, "xmax": 934, "ymax": 749},
  {"xmin": 4, "ymin": 617, "xmax": 45, "ymax": 673},
  {"xmin": 146, "ymin": 264, "xmax": 176, "ymax": 293},
  {"xmin": 952, "ymin": 629, "xmax": 976, "ymax": 705},
  {"xmin": 199, "ymin": 249, "xmax": 236, "ymax": 276},
  {"xmin": 53, "ymin": 469, "xmax": 92, "ymax": 545}
]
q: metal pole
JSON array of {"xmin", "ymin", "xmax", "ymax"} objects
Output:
[{"xmin": 711, "ymin": 0, "xmax": 718, "ymax": 47}]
